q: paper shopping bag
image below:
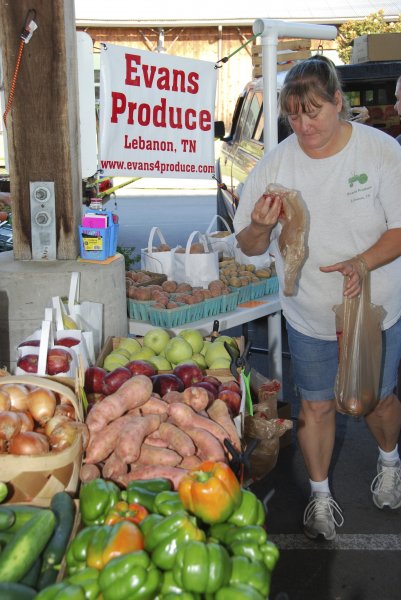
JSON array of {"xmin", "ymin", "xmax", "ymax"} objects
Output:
[
  {"xmin": 140, "ymin": 226, "xmax": 175, "ymax": 278},
  {"xmin": 67, "ymin": 272, "xmax": 103, "ymax": 359},
  {"xmin": 204, "ymin": 215, "xmax": 236, "ymax": 258},
  {"xmin": 172, "ymin": 231, "xmax": 219, "ymax": 289}
]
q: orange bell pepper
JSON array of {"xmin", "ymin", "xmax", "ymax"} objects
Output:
[
  {"xmin": 104, "ymin": 501, "xmax": 149, "ymax": 525},
  {"xmin": 86, "ymin": 521, "xmax": 144, "ymax": 570},
  {"xmin": 178, "ymin": 461, "xmax": 242, "ymax": 524}
]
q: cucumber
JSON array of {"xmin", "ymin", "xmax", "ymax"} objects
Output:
[
  {"xmin": 0, "ymin": 482, "xmax": 8, "ymax": 503},
  {"xmin": 19, "ymin": 557, "xmax": 41, "ymax": 590},
  {"xmin": 0, "ymin": 507, "xmax": 15, "ymax": 531},
  {"xmin": 0, "ymin": 582, "xmax": 36, "ymax": 599},
  {"xmin": 36, "ymin": 492, "xmax": 76, "ymax": 591},
  {"xmin": 0, "ymin": 509, "xmax": 56, "ymax": 583},
  {"xmin": 0, "ymin": 505, "xmax": 43, "ymax": 533}
]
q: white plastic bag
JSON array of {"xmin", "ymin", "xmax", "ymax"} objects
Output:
[
  {"xmin": 140, "ymin": 226, "xmax": 175, "ymax": 278},
  {"xmin": 172, "ymin": 231, "xmax": 219, "ymax": 288}
]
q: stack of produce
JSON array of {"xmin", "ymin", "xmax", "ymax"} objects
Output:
[{"xmin": 34, "ymin": 462, "xmax": 279, "ymax": 599}]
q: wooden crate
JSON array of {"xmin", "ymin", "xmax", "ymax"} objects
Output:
[{"xmin": 252, "ymin": 38, "xmax": 312, "ymax": 77}]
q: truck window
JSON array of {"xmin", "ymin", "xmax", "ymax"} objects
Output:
[{"xmin": 241, "ymin": 91, "xmax": 263, "ymax": 142}]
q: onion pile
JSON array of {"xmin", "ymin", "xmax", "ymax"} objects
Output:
[{"xmin": 0, "ymin": 382, "xmax": 87, "ymax": 456}]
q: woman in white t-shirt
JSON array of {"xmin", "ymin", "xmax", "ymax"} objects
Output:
[{"xmin": 234, "ymin": 55, "xmax": 401, "ymax": 541}]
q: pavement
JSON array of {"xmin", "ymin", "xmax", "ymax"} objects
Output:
[{"xmin": 224, "ymin": 317, "xmax": 401, "ymax": 600}]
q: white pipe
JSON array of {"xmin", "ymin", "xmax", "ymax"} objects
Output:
[{"xmin": 252, "ymin": 19, "xmax": 337, "ymax": 154}]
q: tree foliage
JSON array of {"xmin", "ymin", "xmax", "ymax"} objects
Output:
[{"xmin": 336, "ymin": 10, "xmax": 401, "ymax": 63}]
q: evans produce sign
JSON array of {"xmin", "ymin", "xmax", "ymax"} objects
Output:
[{"xmin": 99, "ymin": 45, "xmax": 217, "ymax": 179}]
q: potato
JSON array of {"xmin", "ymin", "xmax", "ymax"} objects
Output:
[{"xmin": 162, "ymin": 280, "xmax": 178, "ymax": 293}]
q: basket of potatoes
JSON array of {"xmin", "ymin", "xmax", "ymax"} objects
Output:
[{"xmin": 219, "ymin": 258, "xmax": 277, "ymax": 303}]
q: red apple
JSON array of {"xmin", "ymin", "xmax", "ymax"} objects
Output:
[
  {"xmin": 84, "ymin": 366, "xmax": 107, "ymax": 393},
  {"xmin": 192, "ymin": 381, "xmax": 218, "ymax": 400},
  {"xmin": 182, "ymin": 386, "xmax": 211, "ymax": 411},
  {"xmin": 18, "ymin": 339, "xmax": 41, "ymax": 348},
  {"xmin": 151, "ymin": 374, "xmax": 184, "ymax": 396},
  {"xmin": 173, "ymin": 363, "xmax": 204, "ymax": 388},
  {"xmin": 46, "ymin": 348, "xmax": 72, "ymax": 375},
  {"xmin": 218, "ymin": 380, "xmax": 241, "ymax": 395},
  {"xmin": 126, "ymin": 360, "xmax": 157, "ymax": 378},
  {"xmin": 17, "ymin": 354, "xmax": 39, "ymax": 373},
  {"xmin": 218, "ymin": 389, "xmax": 242, "ymax": 417},
  {"xmin": 102, "ymin": 367, "xmax": 132, "ymax": 396},
  {"xmin": 56, "ymin": 337, "xmax": 80, "ymax": 347},
  {"xmin": 202, "ymin": 375, "xmax": 221, "ymax": 389}
]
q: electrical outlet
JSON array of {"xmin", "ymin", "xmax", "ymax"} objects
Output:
[{"xmin": 29, "ymin": 181, "xmax": 56, "ymax": 260}]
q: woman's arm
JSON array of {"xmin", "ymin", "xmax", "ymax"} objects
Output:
[{"xmin": 236, "ymin": 193, "xmax": 282, "ymax": 256}]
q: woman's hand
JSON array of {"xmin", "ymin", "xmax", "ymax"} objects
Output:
[
  {"xmin": 250, "ymin": 193, "xmax": 282, "ymax": 230},
  {"xmin": 320, "ymin": 256, "xmax": 368, "ymax": 298}
]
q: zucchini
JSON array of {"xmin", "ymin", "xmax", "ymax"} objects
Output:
[
  {"xmin": 0, "ymin": 505, "xmax": 43, "ymax": 533},
  {"xmin": 0, "ymin": 507, "xmax": 15, "ymax": 531},
  {"xmin": 0, "ymin": 582, "xmax": 36, "ymax": 599},
  {"xmin": 0, "ymin": 509, "xmax": 56, "ymax": 583},
  {"xmin": 36, "ymin": 492, "xmax": 76, "ymax": 591},
  {"xmin": 19, "ymin": 557, "xmax": 41, "ymax": 590}
]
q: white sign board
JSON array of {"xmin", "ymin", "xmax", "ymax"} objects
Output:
[{"xmin": 99, "ymin": 45, "xmax": 217, "ymax": 179}]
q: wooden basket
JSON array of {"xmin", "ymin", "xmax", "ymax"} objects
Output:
[{"xmin": 0, "ymin": 375, "xmax": 84, "ymax": 503}]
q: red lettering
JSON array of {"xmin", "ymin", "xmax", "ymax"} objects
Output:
[
  {"xmin": 110, "ymin": 92, "xmax": 126, "ymax": 123},
  {"xmin": 138, "ymin": 103, "xmax": 151, "ymax": 126},
  {"xmin": 142, "ymin": 64, "xmax": 157, "ymax": 88},
  {"xmin": 125, "ymin": 54, "xmax": 141, "ymax": 86},
  {"xmin": 199, "ymin": 110, "xmax": 212, "ymax": 131},
  {"xmin": 184, "ymin": 108, "xmax": 197, "ymax": 130},
  {"xmin": 187, "ymin": 72, "xmax": 199, "ymax": 94}
]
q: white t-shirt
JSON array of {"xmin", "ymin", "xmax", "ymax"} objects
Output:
[{"xmin": 234, "ymin": 122, "xmax": 401, "ymax": 340}]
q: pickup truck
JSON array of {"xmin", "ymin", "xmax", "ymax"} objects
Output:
[{"xmin": 215, "ymin": 60, "xmax": 401, "ymax": 230}]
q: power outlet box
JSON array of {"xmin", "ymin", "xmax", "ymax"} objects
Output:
[{"xmin": 29, "ymin": 181, "xmax": 56, "ymax": 260}]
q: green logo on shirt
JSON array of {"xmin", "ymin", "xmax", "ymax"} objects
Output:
[{"xmin": 348, "ymin": 173, "xmax": 368, "ymax": 187}]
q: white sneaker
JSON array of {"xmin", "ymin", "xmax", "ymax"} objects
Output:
[
  {"xmin": 303, "ymin": 492, "xmax": 344, "ymax": 541},
  {"xmin": 371, "ymin": 458, "xmax": 401, "ymax": 509}
]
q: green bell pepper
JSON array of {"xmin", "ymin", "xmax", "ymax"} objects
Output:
[
  {"xmin": 230, "ymin": 556, "xmax": 271, "ymax": 597},
  {"xmin": 154, "ymin": 571, "xmax": 202, "ymax": 599},
  {"xmin": 145, "ymin": 511, "xmax": 205, "ymax": 571},
  {"xmin": 154, "ymin": 490, "xmax": 185, "ymax": 516},
  {"xmin": 139, "ymin": 513, "xmax": 164, "ymax": 538},
  {"xmin": 79, "ymin": 479, "xmax": 120, "ymax": 526},
  {"xmin": 207, "ymin": 522, "xmax": 235, "ymax": 544},
  {"xmin": 173, "ymin": 540, "xmax": 231, "ymax": 594},
  {"xmin": 66, "ymin": 526, "xmax": 99, "ymax": 574},
  {"xmin": 67, "ymin": 567, "xmax": 100, "ymax": 600},
  {"xmin": 98, "ymin": 550, "xmax": 161, "ymax": 600},
  {"xmin": 35, "ymin": 582, "xmax": 86, "ymax": 599},
  {"xmin": 124, "ymin": 478, "xmax": 172, "ymax": 513},
  {"xmin": 224, "ymin": 524, "xmax": 267, "ymax": 547},
  {"xmin": 227, "ymin": 489, "xmax": 266, "ymax": 527},
  {"xmin": 229, "ymin": 539, "xmax": 279, "ymax": 572},
  {"xmin": 215, "ymin": 583, "xmax": 265, "ymax": 600}
]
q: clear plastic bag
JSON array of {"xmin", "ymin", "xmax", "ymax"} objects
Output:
[
  {"xmin": 267, "ymin": 183, "xmax": 308, "ymax": 296},
  {"xmin": 334, "ymin": 265, "xmax": 385, "ymax": 417}
]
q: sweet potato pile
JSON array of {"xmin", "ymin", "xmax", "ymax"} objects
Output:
[{"xmin": 82, "ymin": 374, "xmax": 241, "ymax": 490}]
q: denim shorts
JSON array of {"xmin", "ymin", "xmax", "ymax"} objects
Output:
[{"xmin": 286, "ymin": 317, "xmax": 401, "ymax": 402}]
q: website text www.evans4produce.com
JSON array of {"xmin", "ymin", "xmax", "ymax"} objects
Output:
[{"xmin": 99, "ymin": 159, "xmax": 215, "ymax": 175}]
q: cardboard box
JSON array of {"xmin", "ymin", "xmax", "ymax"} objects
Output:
[{"xmin": 351, "ymin": 33, "xmax": 401, "ymax": 64}]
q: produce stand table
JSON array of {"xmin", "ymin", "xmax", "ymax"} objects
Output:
[{"xmin": 128, "ymin": 293, "xmax": 282, "ymax": 388}]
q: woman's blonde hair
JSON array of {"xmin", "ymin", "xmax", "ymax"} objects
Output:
[{"xmin": 279, "ymin": 55, "xmax": 350, "ymax": 120}]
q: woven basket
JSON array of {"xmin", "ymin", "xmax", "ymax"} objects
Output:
[{"xmin": 0, "ymin": 375, "xmax": 84, "ymax": 503}]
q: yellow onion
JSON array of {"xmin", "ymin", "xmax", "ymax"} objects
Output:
[
  {"xmin": 49, "ymin": 421, "xmax": 88, "ymax": 452},
  {"xmin": 0, "ymin": 411, "xmax": 21, "ymax": 440},
  {"xmin": 9, "ymin": 431, "xmax": 49, "ymax": 455},
  {"xmin": 26, "ymin": 387, "xmax": 56, "ymax": 425},
  {"xmin": 45, "ymin": 414, "xmax": 71, "ymax": 438},
  {"xmin": 1, "ymin": 384, "xmax": 29, "ymax": 411},
  {"xmin": 0, "ymin": 389, "xmax": 11, "ymax": 411},
  {"xmin": 54, "ymin": 403, "xmax": 76, "ymax": 420},
  {"xmin": 15, "ymin": 411, "xmax": 34, "ymax": 432}
]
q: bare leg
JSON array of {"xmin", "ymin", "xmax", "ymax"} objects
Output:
[
  {"xmin": 297, "ymin": 399, "xmax": 337, "ymax": 481},
  {"xmin": 365, "ymin": 393, "xmax": 401, "ymax": 451}
]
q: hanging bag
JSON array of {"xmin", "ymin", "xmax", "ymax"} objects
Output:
[
  {"xmin": 334, "ymin": 262, "xmax": 385, "ymax": 417},
  {"xmin": 140, "ymin": 226, "xmax": 175, "ymax": 278},
  {"xmin": 204, "ymin": 215, "xmax": 236, "ymax": 258}
]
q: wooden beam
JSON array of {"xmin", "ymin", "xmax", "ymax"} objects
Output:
[{"xmin": 0, "ymin": 0, "xmax": 82, "ymax": 259}]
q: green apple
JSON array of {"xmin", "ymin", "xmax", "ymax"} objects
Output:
[
  {"xmin": 143, "ymin": 328, "xmax": 171, "ymax": 354},
  {"xmin": 130, "ymin": 346, "xmax": 156, "ymax": 361},
  {"xmin": 112, "ymin": 347, "xmax": 130, "ymax": 359},
  {"xmin": 214, "ymin": 335, "xmax": 239, "ymax": 356},
  {"xmin": 117, "ymin": 337, "xmax": 141, "ymax": 355},
  {"xmin": 148, "ymin": 355, "xmax": 172, "ymax": 371},
  {"xmin": 165, "ymin": 337, "xmax": 193, "ymax": 365},
  {"xmin": 103, "ymin": 351, "xmax": 130, "ymax": 371},
  {"xmin": 192, "ymin": 353, "xmax": 208, "ymax": 369},
  {"xmin": 208, "ymin": 358, "xmax": 232, "ymax": 370},
  {"xmin": 205, "ymin": 342, "xmax": 232, "ymax": 368},
  {"xmin": 178, "ymin": 329, "xmax": 204, "ymax": 354}
]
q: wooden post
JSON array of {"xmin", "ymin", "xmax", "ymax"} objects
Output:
[{"xmin": 0, "ymin": 0, "xmax": 82, "ymax": 259}]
